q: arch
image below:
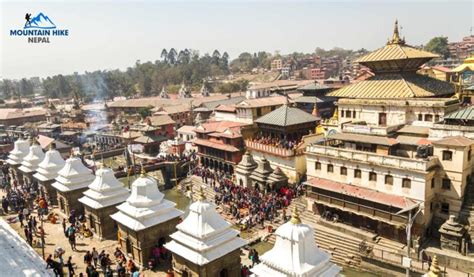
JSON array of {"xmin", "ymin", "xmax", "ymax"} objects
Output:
[
  {"xmin": 219, "ymin": 268, "xmax": 229, "ymax": 277},
  {"xmin": 239, "ymin": 179, "xmax": 243, "ymax": 187},
  {"xmin": 182, "ymin": 270, "xmax": 189, "ymax": 277}
]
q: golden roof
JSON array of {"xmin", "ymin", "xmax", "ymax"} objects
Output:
[
  {"xmin": 452, "ymin": 56, "xmax": 474, "ymax": 73},
  {"xmin": 426, "ymin": 255, "xmax": 441, "ymax": 277},
  {"xmin": 327, "ymin": 72, "xmax": 454, "ymax": 98},
  {"xmin": 355, "ymin": 21, "xmax": 438, "ymax": 71}
]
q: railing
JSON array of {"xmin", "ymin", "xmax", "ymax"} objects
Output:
[
  {"xmin": 245, "ymin": 140, "xmax": 296, "ymax": 157},
  {"xmin": 306, "ymin": 144, "xmax": 438, "ymax": 172},
  {"xmin": 307, "ymin": 191, "xmax": 407, "ymax": 224},
  {"xmin": 342, "ymin": 123, "xmax": 403, "ymax": 136}
]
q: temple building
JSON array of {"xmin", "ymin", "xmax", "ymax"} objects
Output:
[
  {"xmin": 6, "ymin": 137, "xmax": 30, "ymax": 185},
  {"xmin": 328, "ymin": 21, "xmax": 453, "ymax": 99},
  {"xmin": 251, "ymin": 208, "xmax": 340, "ymax": 277},
  {"xmin": 33, "ymin": 144, "xmax": 66, "ymax": 204},
  {"xmin": 159, "ymin": 86, "xmax": 170, "ymax": 99},
  {"xmin": 165, "ymin": 188, "xmax": 246, "ymax": 277},
  {"xmin": 200, "ymin": 82, "xmax": 210, "ymax": 97},
  {"xmin": 194, "ymin": 121, "xmax": 250, "ymax": 174},
  {"xmin": 245, "ymin": 102, "xmax": 321, "ymax": 183},
  {"xmin": 18, "ymin": 138, "xmax": 45, "ymax": 185},
  {"xmin": 451, "ymin": 56, "xmax": 474, "ymax": 103},
  {"xmin": 234, "ymin": 151, "xmax": 257, "ymax": 188},
  {"xmin": 78, "ymin": 165, "xmax": 130, "ymax": 240},
  {"xmin": 51, "ymin": 155, "xmax": 95, "ymax": 216},
  {"xmin": 110, "ymin": 168, "xmax": 183, "ymax": 267},
  {"xmin": 178, "ymin": 83, "xmax": 192, "ymax": 98}
]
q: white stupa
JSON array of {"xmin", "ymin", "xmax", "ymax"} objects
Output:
[
  {"xmin": 110, "ymin": 168, "xmax": 183, "ymax": 231},
  {"xmin": 51, "ymin": 156, "xmax": 95, "ymax": 193},
  {"xmin": 33, "ymin": 145, "xmax": 66, "ymax": 182},
  {"xmin": 251, "ymin": 207, "xmax": 341, "ymax": 277},
  {"xmin": 79, "ymin": 165, "xmax": 130, "ymax": 210},
  {"xmin": 6, "ymin": 138, "xmax": 30, "ymax": 166},
  {"xmin": 18, "ymin": 139, "xmax": 45, "ymax": 174},
  {"xmin": 165, "ymin": 187, "xmax": 247, "ymax": 266}
]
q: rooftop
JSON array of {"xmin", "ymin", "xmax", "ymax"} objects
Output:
[
  {"xmin": 328, "ymin": 132, "xmax": 398, "ymax": 146},
  {"xmin": 255, "ymin": 104, "xmax": 319, "ymax": 127},
  {"xmin": 236, "ymin": 96, "xmax": 289, "ymax": 108},
  {"xmin": 432, "ymin": 136, "xmax": 474, "ymax": 147},
  {"xmin": 443, "ymin": 105, "xmax": 474, "ymax": 121}
]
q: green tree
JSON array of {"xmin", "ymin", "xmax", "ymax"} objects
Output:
[
  {"xmin": 137, "ymin": 106, "xmax": 153, "ymax": 119},
  {"xmin": 425, "ymin": 36, "xmax": 450, "ymax": 58}
]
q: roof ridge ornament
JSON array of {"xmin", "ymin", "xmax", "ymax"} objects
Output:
[
  {"xmin": 290, "ymin": 206, "xmax": 301, "ymax": 224},
  {"xmin": 388, "ymin": 20, "xmax": 405, "ymax": 45}
]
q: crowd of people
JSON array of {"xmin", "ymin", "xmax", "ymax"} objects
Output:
[
  {"xmin": 192, "ymin": 165, "xmax": 301, "ymax": 231},
  {"xmin": 250, "ymin": 135, "xmax": 302, "ymax": 150}
]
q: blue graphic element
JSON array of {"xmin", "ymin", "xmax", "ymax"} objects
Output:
[{"xmin": 24, "ymin": 12, "xmax": 56, "ymax": 29}]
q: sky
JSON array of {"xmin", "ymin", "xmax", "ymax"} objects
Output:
[{"xmin": 1, "ymin": 0, "xmax": 473, "ymax": 79}]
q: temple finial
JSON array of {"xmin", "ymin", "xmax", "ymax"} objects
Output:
[
  {"xmin": 388, "ymin": 19, "xmax": 403, "ymax": 45},
  {"xmin": 427, "ymin": 255, "xmax": 441, "ymax": 277},
  {"xmin": 197, "ymin": 186, "xmax": 206, "ymax": 201},
  {"xmin": 290, "ymin": 206, "xmax": 301, "ymax": 224},
  {"xmin": 140, "ymin": 163, "xmax": 146, "ymax": 177}
]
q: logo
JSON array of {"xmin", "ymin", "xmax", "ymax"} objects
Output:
[
  {"xmin": 24, "ymin": 12, "xmax": 56, "ymax": 29},
  {"xmin": 9, "ymin": 12, "xmax": 69, "ymax": 43}
]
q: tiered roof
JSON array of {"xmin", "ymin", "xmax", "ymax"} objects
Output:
[
  {"xmin": 110, "ymin": 169, "xmax": 183, "ymax": 231},
  {"xmin": 328, "ymin": 21, "xmax": 454, "ymax": 99},
  {"xmin": 165, "ymin": 188, "xmax": 246, "ymax": 265},
  {"xmin": 235, "ymin": 151, "xmax": 257, "ymax": 176},
  {"xmin": 18, "ymin": 139, "xmax": 45, "ymax": 174},
  {"xmin": 255, "ymin": 104, "xmax": 319, "ymax": 127},
  {"xmin": 7, "ymin": 138, "xmax": 30, "ymax": 166},
  {"xmin": 79, "ymin": 166, "xmax": 130, "ymax": 210},
  {"xmin": 251, "ymin": 208, "xmax": 340, "ymax": 277},
  {"xmin": 33, "ymin": 146, "xmax": 66, "ymax": 182},
  {"xmin": 267, "ymin": 167, "xmax": 288, "ymax": 185},
  {"xmin": 51, "ymin": 156, "xmax": 95, "ymax": 192},
  {"xmin": 249, "ymin": 158, "xmax": 273, "ymax": 184}
]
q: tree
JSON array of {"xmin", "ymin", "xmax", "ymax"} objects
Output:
[
  {"xmin": 425, "ymin": 36, "xmax": 450, "ymax": 58},
  {"xmin": 212, "ymin": 50, "xmax": 221, "ymax": 65},
  {"xmin": 168, "ymin": 48, "xmax": 177, "ymax": 65},
  {"xmin": 137, "ymin": 106, "xmax": 153, "ymax": 119},
  {"xmin": 161, "ymin": 49, "xmax": 168, "ymax": 63}
]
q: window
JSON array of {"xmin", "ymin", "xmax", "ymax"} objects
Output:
[
  {"xmin": 441, "ymin": 203, "xmax": 450, "ymax": 214},
  {"xmin": 327, "ymin": 164, "xmax": 334, "ymax": 173},
  {"xmin": 340, "ymin": 167, "xmax": 347, "ymax": 176},
  {"xmin": 442, "ymin": 178, "xmax": 451, "ymax": 190},
  {"xmin": 442, "ymin": 150, "xmax": 453, "ymax": 161},
  {"xmin": 418, "ymin": 114, "xmax": 423, "ymax": 121},
  {"xmin": 424, "ymin": 114, "xmax": 433, "ymax": 122},
  {"xmin": 341, "ymin": 110, "xmax": 345, "ymax": 118},
  {"xmin": 354, "ymin": 169, "xmax": 361, "ymax": 179},
  {"xmin": 352, "ymin": 111, "xmax": 357, "ymax": 118},
  {"xmin": 345, "ymin": 110, "xmax": 352, "ymax": 118},
  {"xmin": 256, "ymin": 108, "xmax": 262, "ymax": 117},
  {"xmin": 385, "ymin": 175, "xmax": 393, "ymax": 185},
  {"xmin": 369, "ymin": 172, "xmax": 377, "ymax": 182},
  {"xmin": 435, "ymin": 115, "xmax": 440, "ymax": 122},
  {"xmin": 315, "ymin": 162, "xmax": 321, "ymax": 170},
  {"xmin": 431, "ymin": 178, "xmax": 435, "ymax": 188},
  {"xmin": 402, "ymin": 178, "xmax": 411, "ymax": 188},
  {"xmin": 378, "ymin": 113, "xmax": 387, "ymax": 125}
]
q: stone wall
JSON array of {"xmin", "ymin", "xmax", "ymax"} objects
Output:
[{"xmin": 172, "ymin": 248, "xmax": 241, "ymax": 277}]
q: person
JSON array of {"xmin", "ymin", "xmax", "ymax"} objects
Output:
[
  {"xmin": 38, "ymin": 226, "xmax": 46, "ymax": 247},
  {"xmin": 2, "ymin": 196, "xmax": 9, "ymax": 214},
  {"xmin": 18, "ymin": 209, "xmax": 24, "ymax": 227},
  {"xmin": 99, "ymin": 253, "xmax": 109, "ymax": 273},
  {"xmin": 104, "ymin": 265, "xmax": 113, "ymax": 277},
  {"xmin": 83, "ymin": 251, "xmax": 92, "ymax": 265},
  {"xmin": 66, "ymin": 256, "xmax": 75, "ymax": 277},
  {"xmin": 62, "ymin": 218, "xmax": 67, "ymax": 237},
  {"xmin": 116, "ymin": 262, "xmax": 126, "ymax": 277},
  {"xmin": 92, "ymin": 247, "xmax": 99, "ymax": 267},
  {"xmin": 46, "ymin": 254, "xmax": 54, "ymax": 269}
]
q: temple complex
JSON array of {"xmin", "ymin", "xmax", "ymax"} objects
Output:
[
  {"xmin": 252, "ymin": 208, "xmax": 340, "ymax": 277},
  {"xmin": 110, "ymin": 168, "xmax": 183, "ymax": 267},
  {"xmin": 51, "ymin": 156, "xmax": 95, "ymax": 216},
  {"xmin": 33, "ymin": 144, "xmax": 66, "ymax": 204},
  {"xmin": 78, "ymin": 165, "xmax": 130, "ymax": 240},
  {"xmin": 6, "ymin": 137, "xmax": 30, "ymax": 185},
  {"xmin": 165, "ymin": 188, "xmax": 246, "ymax": 276},
  {"xmin": 18, "ymin": 138, "xmax": 45, "ymax": 185}
]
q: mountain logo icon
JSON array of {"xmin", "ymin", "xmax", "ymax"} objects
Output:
[{"xmin": 24, "ymin": 12, "xmax": 56, "ymax": 29}]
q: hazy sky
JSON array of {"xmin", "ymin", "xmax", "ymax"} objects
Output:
[{"xmin": 1, "ymin": 0, "xmax": 473, "ymax": 79}]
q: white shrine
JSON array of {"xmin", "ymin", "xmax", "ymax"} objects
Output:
[
  {"xmin": 110, "ymin": 167, "xmax": 182, "ymax": 267},
  {"xmin": 33, "ymin": 144, "xmax": 66, "ymax": 204},
  {"xmin": 165, "ymin": 187, "xmax": 247, "ymax": 276},
  {"xmin": 79, "ymin": 165, "xmax": 130, "ymax": 240},
  {"xmin": 51, "ymin": 155, "xmax": 95, "ymax": 216},
  {"xmin": 251, "ymin": 207, "xmax": 341, "ymax": 277},
  {"xmin": 7, "ymin": 138, "xmax": 30, "ymax": 184},
  {"xmin": 18, "ymin": 138, "xmax": 45, "ymax": 184}
]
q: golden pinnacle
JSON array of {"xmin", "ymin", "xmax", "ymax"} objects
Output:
[
  {"xmin": 290, "ymin": 206, "xmax": 301, "ymax": 224},
  {"xmin": 427, "ymin": 255, "xmax": 441, "ymax": 277},
  {"xmin": 140, "ymin": 164, "xmax": 146, "ymax": 177}
]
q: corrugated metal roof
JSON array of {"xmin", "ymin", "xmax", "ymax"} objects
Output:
[
  {"xmin": 255, "ymin": 105, "xmax": 318, "ymax": 127},
  {"xmin": 327, "ymin": 73, "xmax": 454, "ymax": 98},
  {"xmin": 444, "ymin": 106, "xmax": 474, "ymax": 121}
]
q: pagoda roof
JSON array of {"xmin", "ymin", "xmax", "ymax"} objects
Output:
[
  {"xmin": 327, "ymin": 72, "xmax": 454, "ymax": 98},
  {"xmin": 79, "ymin": 167, "xmax": 130, "ymax": 209},
  {"xmin": 165, "ymin": 191, "xmax": 246, "ymax": 266},
  {"xmin": 33, "ymin": 148, "xmax": 65, "ymax": 182},
  {"xmin": 18, "ymin": 142, "xmax": 45, "ymax": 174},
  {"xmin": 235, "ymin": 152, "xmax": 257, "ymax": 174},
  {"xmin": 110, "ymin": 172, "xmax": 183, "ymax": 231},
  {"xmin": 452, "ymin": 56, "xmax": 474, "ymax": 73},
  {"xmin": 355, "ymin": 21, "xmax": 438, "ymax": 72},
  {"xmin": 268, "ymin": 167, "xmax": 288, "ymax": 184},
  {"xmin": 249, "ymin": 158, "xmax": 273, "ymax": 183},
  {"xmin": 255, "ymin": 104, "xmax": 319, "ymax": 127},
  {"xmin": 252, "ymin": 209, "xmax": 340, "ymax": 277},
  {"xmin": 51, "ymin": 157, "xmax": 95, "ymax": 192},
  {"xmin": 7, "ymin": 139, "xmax": 30, "ymax": 166}
]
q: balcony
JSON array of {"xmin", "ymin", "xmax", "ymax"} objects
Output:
[
  {"xmin": 342, "ymin": 122, "xmax": 403, "ymax": 136},
  {"xmin": 245, "ymin": 140, "xmax": 296, "ymax": 157},
  {"xmin": 306, "ymin": 144, "xmax": 438, "ymax": 172}
]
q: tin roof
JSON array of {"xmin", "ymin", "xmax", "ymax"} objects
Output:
[
  {"xmin": 255, "ymin": 105, "xmax": 319, "ymax": 127},
  {"xmin": 444, "ymin": 105, "xmax": 474, "ymax": 121}
]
